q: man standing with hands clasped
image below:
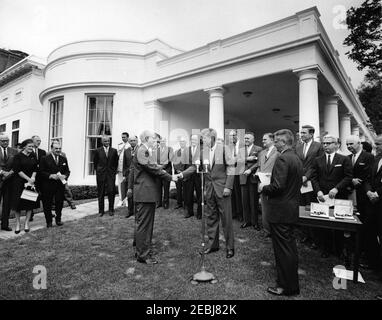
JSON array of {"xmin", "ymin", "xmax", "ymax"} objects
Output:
[{"xmin": 259, "ymin": 129, "xmax": 303, "ymax": 296}]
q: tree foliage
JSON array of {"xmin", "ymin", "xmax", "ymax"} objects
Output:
[{"xmin": 344, "ymin": 0, "xmax": 382, "ymax": 72}]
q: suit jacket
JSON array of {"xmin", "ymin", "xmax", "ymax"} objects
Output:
[
  {"xmin": 296, "ymin": 141, "xmax": 324, "ymax": 180},
  {"xmin": 157, "ymin": 146, "xmax": 174, "ymax": 173},
  {"xmin": 0, "ymin": 147, "xmax": 18, "ymax": 188},
  {"xmin": 39, "ymin": 154, "xmax": 71, "ymax": 188},
  {"xmin": 182, "ymin": 143, "xmax": 234, "ymax": 198},
  {"xmin": 257, "ymin": 146, "xmax": 279, "ymax": 174},
  {"xmin": 34, "ymin": 148, "xmax": 46, "ymax": 165},
  {"xmin": 348, "ymin": 151, "xmax": 374, "ymax": 201},
  {"xmin": 262, "ymin": 148, "xmax": 303, "ymax": 224},
  {"xmin": 122, "ymin": 147, "xmax": 133, "ymax": 177},
  {"xmin": 132, "ymin": 144, "xmax": 172, "ymax": 203},
  {"xmin": 93, "ymin": 147, "xmax": 119, "ymax": 182},
  {"xmin": 173, "ymin": 147, "xmax": 190, "ymax": 173},
  {"xmin": 238, "ymin": 144, "xmax": 263, "ymax": 185},
  {"xmin": 311, "ymin": 152, "xmax": 353, "ymax": 199},
  {"xmin": 365, "ymin": 156, "xmax": 382, "ymax": 206}
]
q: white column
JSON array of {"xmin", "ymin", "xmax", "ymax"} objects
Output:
[
  {"xmin": 205, "ymin": 86, "xmax": 224, "ymax": 139},
  {"xmin": 144, "ymin": 100, "xmax": 163, "ymax": 133},
  {"xmin": 323, "ymin": 95, "xmax": 340, "ymax": 138},
  {"xmin": 351, "ymin": 124, "xmax": 360, "ymax": 137},
  {"xmin": 296, "ymin": 68, "xmax": 321, "ymax": 141},
  {"xmin": 339, "ymin": 113, "xmax": 352, "ymax": 154}
]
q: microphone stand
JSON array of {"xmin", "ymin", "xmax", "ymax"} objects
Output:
[{"xmin": 191, "ymin": 161, "xmax": 217, "ymax": 284}]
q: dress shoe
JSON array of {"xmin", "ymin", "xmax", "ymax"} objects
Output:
[
  {"xmin": 70, "ymin": 204, "xmax": 76, "ymax": 210},
  {"xmin": 24, "ymin": 228, "xmax": 30, "ymax": 233},
  {"xmin": 253, "ymin": 224, "xmax": 261, "ymax": 231},
  {"xmin": 47, "ymin": 223, "xmax": 53, "ymax": 228},
  {"xmin": 240, "ymin": 222, "xmax": 252, "ymax": 229},
  {"xmin": 109, "ymin": 211, "xmax": 114, "ymax": 216},
  {"xmin": 1, "ymin": 227, "xmax": 12, "ymax": 232},
  {"xmin": 200, "ymin": 247, "xmax": 219, "ymax": 255},
  {"xmin": 267, "ymin": 286, "xmax": 299, "ymax": 296},
  {"xmin": 99, "ymin": 212, "xmax": 105, "ymax": 217},
  {"xmin": 55, "ymin": 221, "xmax": 64, "ymax": 226},
  {"xmin": 226, "ymin": 249, "xmax": 234, "ymax": 259},
  {"xmin": 137, "ymin": 257, "xmax": 158, "ymax": 265},
  {"xmin": 174, "ymin": 204, "xmax": 183, "ymax": 209},
  {"xmin": 125, "ymin": 212, "xmax": 134, "ymax": 218},
  {"xmin": 14, "ymin": 229, "xmax": 21, "ymax": 234},
  {"xmin": 29, "ymin": 217, "xmax": 34, "ymax": 222},
  {"xmin": 184, "ymin": 213, "xmax": 194, "ymax": 219}
]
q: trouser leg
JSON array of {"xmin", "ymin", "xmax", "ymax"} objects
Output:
[
  {"xmin": 206, "ymin": 190, "xmax": 220, "ymax": 250},
  {"xmin": 135, "ymin": 202, "xmax": 156, "ymax": 260},
  {"xmin": 217, "ymin": 195, "xmax": 234, "ymax": 250}
]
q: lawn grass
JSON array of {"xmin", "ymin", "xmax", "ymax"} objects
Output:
[{"xmin": 0, "ymin": 199, "xmax": 380, "ymax": 300}]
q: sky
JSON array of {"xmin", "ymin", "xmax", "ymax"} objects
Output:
[{"xmin": 0, "ymin": 0, "xmax": 366, "ymax": 88}]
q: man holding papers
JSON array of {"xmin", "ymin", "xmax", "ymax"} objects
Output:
[
  {"xmin": 311, "ymin": 135, "xmax": 353, "ymax": 259},
  {"xmin": 40, "ymin": 141, "xmax": 70, "ymax": 227}
]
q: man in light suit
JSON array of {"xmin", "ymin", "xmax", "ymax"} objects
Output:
[
  {"xmin": 132, "ymin": 130, "xmax": 176, "ymax": 264},
  {"xmin": 156, "ymin": 138, "xmax": 174, "ymax": 210},
  {"xmin": 311, "ymin": 135, "xmax": 353, "ymax": 259},
  {"xmin": 346, "ymin": 135, "xmax": 376, "ymax": 269},
  {"xmin": 259, "ymin": 129, "xmax": 303, "ymax": 296},
  {"xmin": 173, "ymin": 137, "xmax": 188, "ymax": 209},
  {"xmin": 238, "ymin": 132, "xmax": 262, "ymax": 229},
  {"xmin": 365, "ymin": 135, "xmax": 382, "ymax": 278},
  {"xmin": 257, "ymin": 133, "xmax": 279, "ymax": 235},
  {"xmin": 117, "ymin": 132, "xmax": 131, "ymax": 207},
  {"xmin": 0, "ymin": 134, "xmax": 18, "ymax": 231},
  {"xmin": 296, "ymin": 125, "xmax": 324, "ymax": 248},
  {"xmin": 93, "ymin": 136, "xmax": 119, "ymax": 216}
]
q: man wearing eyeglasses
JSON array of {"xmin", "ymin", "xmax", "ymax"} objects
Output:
[{"xmin": 311, "ymin": 135, "xmax": 353, "ymax": 259}]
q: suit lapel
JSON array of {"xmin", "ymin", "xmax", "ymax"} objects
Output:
[{"xmin": 328, "ymin": 153, "xmax": 338, "ymax": 173}]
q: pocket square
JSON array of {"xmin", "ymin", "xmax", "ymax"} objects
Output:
[
  {"xmin": 359, "ymin": 163, "xmax": 365, "ymax": 165},
  {"xmin": 334, "ymin": 164, "xmax": 342, "ymax": 167},
  {"xmin": 63, "ymin": 163, "xmax": 66, "ymax": 165}
]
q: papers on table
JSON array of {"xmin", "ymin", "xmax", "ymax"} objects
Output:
[
  {"xmin": 317, "ymin": 194, "xmax": 335, "ymax": 207},
  {"xmin": 256, "ymin": 172, "xmax": 271, "ymax": 185},
  {"xmin": 334, "ymin": 204, "xmax": 355, "ymax": 220},
  {"xmin": 300, "ymin": 180, "xmax": 313, "ymax": 194},
  {"xmin": 310, "ymin": 202, "xmax": 330, "ymax": 218},
  {"xmin": 333, "ymin": 267, "xmax": 365, "ymax": 283}
]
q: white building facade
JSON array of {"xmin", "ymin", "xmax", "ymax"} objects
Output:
[{"xmin": 0, "ymin": 7, "xmax": 376, "ymax": 185}]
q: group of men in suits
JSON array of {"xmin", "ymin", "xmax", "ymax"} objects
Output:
[{"xmin": 0, "ymin": 134, "xmax": 74, "ymax": 230}]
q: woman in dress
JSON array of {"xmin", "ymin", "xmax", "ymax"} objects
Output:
[{"xmin": 11, "ymin": 139, "xmax": 40, "ymax": 233}]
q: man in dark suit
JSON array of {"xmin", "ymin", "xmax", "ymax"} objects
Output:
[
  {"xmin": 0, "ymin": 134, "xmax": 18, "ymax": 231},
  {"xmin": 30, "ymin": 135, "xmax": 47, "ymax": 221},
  {"xmin": 93, "ymin": 136, "xmax": 118, "ymax": 216},
  {"xmin": 196, "ymin": 128, "xmax": 235, "ymax": 258},
  {"xmin": 156, "ymin": 138, "xmax": 174, "ymax": 210},
  {"xmin": 259, "ymin": 129, "xmax": 303, "ymax": 296},
  {"xmin": 40, "ymin": 141, "xmax": 70, "ymax": 227},
  {"xmin": 126, "ymin": 135, "xmax": 138, "ymax": 218},
  {"xmin": 183, "ymin": 134, "xmax": 202, "ymax": 219},
  {"xmin": 365, "ymin": 135, "xmax": 382, "ymax": 276},
  {"xmin": 173, "ymin": 137, "xmax": 188, "ymax": 209},
  {"xmin": 227, "ymin": 130, "xmax": 243, "ymax": 221},
  {"xmin": 346, "ymin": 135, "xmax": 376, "ymax": 269},
  {"xmin": 132, "ymin": 129, "xmax": 176, "ymax": 264},
  {"xmin": 311, "ymin": 135, "xmax": 353, "ymax": 258},
  {"xmin": 238, "ymin": 132, "xmax": 262, "ymax": 229},
  {"xmin": 296, "ymin": 125, "xmax": 324, "ymax": 248}
]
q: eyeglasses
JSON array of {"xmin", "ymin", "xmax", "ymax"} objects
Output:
[{"xmin": 322, "ymin": 142, "xmax": 335, "ymax": 145}]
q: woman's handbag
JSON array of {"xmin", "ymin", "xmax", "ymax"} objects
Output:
[{"xmin": 21, "ymin": 186, "xmax": 39, "ymax": 202}]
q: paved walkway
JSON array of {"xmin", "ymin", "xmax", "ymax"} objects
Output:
[{"xmin": 0, "ymin": 200, "xmax": 101, "ymax": 240}]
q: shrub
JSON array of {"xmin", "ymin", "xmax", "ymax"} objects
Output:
[{"xmin": 70, "ymin": 185, "xmax": 117, "ymax": 200}]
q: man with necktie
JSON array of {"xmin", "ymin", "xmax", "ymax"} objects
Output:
[
  {"xmin": 365, "ymin": 135, "xmax": 382, "ymax": 283},
  {"xmin": 93, "ymin": 136, "xmax": 119, "ymax": 216},
  {"xmin": 0, "ymin": 134, "xmax": 18, "ymax": 231},
  {"xmin": 117, "ymin": 132, "xmax": 131, "ymax": 207},
  {"xmin": 40, "ymin": 141, "xmax": 70, "ymax": 227},
  {"xmin": 346, "ymin": 135, "xmax": 376, "ymax": 270},
  {"xmin": 126, "ymin": 135, "xmax": 138, "ymax": 218},
  {"xmin": 173, "ymin": 137, "xmax": 188, "ymax": 210},
  {"xmin": 156, "ymin": 138, "xmax": 174, "ymax": 210}
]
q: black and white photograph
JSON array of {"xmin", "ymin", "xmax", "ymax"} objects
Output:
[{"xmin": 0, "ymin": 0, "xmax": 381, "ymax": 306}]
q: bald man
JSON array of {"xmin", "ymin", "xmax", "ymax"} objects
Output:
[{"xmin": 346, "ymin": 135, "xmax": 376, "ymax": 269}]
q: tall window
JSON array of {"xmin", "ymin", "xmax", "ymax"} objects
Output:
[
  {"xmin": 0, "ymin": 124, "xmax": 5, "ymax": 133},
  {"xmin": 49, "ymin": 98, "xmax": 64, "ymax": 146},
  {"xmin": 11, "ymin": 120, "xmax": 19, "ymax": 148},
  {"xmin": 86, "ymin": 95, "xmax": 113, "ymax": 175}
]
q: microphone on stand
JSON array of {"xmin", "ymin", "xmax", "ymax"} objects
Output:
[{"xmin": 203, "ymin": 159, "xmax": 209, "ymax": 173}]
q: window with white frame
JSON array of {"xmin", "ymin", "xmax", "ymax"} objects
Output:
[
  {"xmin": 49, "ymin": 98, "xmax": 64, "ymax": 146},
  {"xmin": 11, "ymin": 120, "xmax": 19, "ymax": 148},
  {"xmin": 0, "ymin": 123, "xmax": 6, "ymax": 133},
  {"xmin": 86, "ymin": 95, "xmax": 113, "ymax": 175}
]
